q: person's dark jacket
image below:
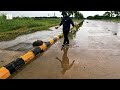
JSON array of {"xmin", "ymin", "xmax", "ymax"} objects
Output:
[{"xmin": 60, "ymin": 16, "xmax": 74, "ymax": 32}]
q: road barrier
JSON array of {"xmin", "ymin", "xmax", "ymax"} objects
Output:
[{"xmin": 0, "ymin": 33, "xmax": 63, "ymax": 79}]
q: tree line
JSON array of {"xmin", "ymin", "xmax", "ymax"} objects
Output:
[
  {"xmin": 87, "ymin": 11, "xmax": 120, "ymax": 20},
  {"xmin": 60, "ymin": 11, "xmax": 84, "ymax": 19}
]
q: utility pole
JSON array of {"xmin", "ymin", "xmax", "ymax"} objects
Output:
[
  {"xmin": 48, "ymin": 13, "xmax": 49, "ymax": 17},
  {"xmin": 54, "ymin": 12, "xmax": 55, "ymax": 17}
]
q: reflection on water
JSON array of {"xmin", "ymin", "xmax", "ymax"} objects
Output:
[{"xmin": 56, "ymin": 47, "xmax": 75, "ymax": 75}]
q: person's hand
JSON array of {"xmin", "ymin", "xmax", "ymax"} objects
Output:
[{"xmin": 55, "ymin": 26, "xmax": 58, "ymax": 29}]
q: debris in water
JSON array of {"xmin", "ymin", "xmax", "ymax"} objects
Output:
[
  {"xmin": 33, "ymin": 40, "xmax": 43, "ymax": 46},
  {"xmin": 0, "ymin": 60, "xmax": 4, "ymax": 62},
  {"xmin": 113, "ymin": 33, "xmax": 117, "ymax": 35}
]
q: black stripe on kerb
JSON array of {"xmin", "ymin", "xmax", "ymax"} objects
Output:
[
  {"xmin": 53, "ymin": 38, "xmax": 57, "ymax": 42},
  {"xmin": 44, "ymin": 42, "xmax": 51, "ymax": 47},
  {"xmin": 4, "ymin": 58, "xmax": 25, "ymax": 74},
  {"xmin": 32, "ymin": 47, "xmax": 42, "ymax": 56},
  {"xmin": 58, "ymin": 35, "xmax": 62, "ymax": 38}
]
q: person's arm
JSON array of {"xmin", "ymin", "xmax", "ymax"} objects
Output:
[
  {"xmin": 59, "ymin": 18, "xmax": 63, "ymax": 26},
  {"xmin": 55, "ymin": 18, "xmax": 63, "ymax": 29}
]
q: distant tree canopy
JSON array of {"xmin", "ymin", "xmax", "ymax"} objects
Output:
[
  {"xmin": 59, "ymin": 11, "xmax": 84, "ymax": 19},
  {"xmin": 0, "ymin": 13, "xmax": 6, "ymax": 20},
  {"xmin": 114, "ymin": 11, "xmax": 120, "ymax": 17},
  {"xmin": 87, "ymin": 11, "xmax": 120, "ymax": 20}
]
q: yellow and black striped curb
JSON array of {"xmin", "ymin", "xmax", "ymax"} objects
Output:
[{"xmin": 0, "ymin": 33, "xmax": 63, "ymax": 79}]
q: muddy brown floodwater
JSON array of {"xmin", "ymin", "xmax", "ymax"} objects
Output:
[{"xmin": 1, "ymin": 20, "xmax": 120, "ymax": 79}]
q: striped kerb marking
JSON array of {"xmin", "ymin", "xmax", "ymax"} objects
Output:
[
  {"xmin": 0, "ymin": 34, "xmax": 64, "ymax": 79},
  {"xmin": 20, "ymin": 51, "xmax": 35, "ymax": 63},
  {"xmin": 4, "ymin": 58, "xmax": 25, "ymax": 74},
  {"xmin": 39, "ymin": 43, "xmax": 47, "ymax": 51},
  {"xmin": 58, "ymin": 34, "xmax": 63, "ymax": 38},
  {"xmin": 53, "ymin": 38, "xmax": 57, "ymax": 42},
  {"xmin": 48, "ymin": 39, "xmax": 54, "ymax": 45},
  {"xmin": 56, "ymin": 36, "xmax": 59, "ymax": 40},
  {"xmin": 44, "ymin": 42, "xmax": 51, "ymax": 47},
  {"xmin": 32, "ymin": 47, "xmax": 42, "ymax": 56},
  {"xmin": 0, "ymin": 67, "xmax": 11, "ymax": 79}
]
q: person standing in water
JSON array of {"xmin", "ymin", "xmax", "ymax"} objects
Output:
[{"xmin": 55, "ymin": 11, "xmax": 75, "ymax": 47}]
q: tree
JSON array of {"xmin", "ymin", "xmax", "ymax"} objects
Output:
[
  {"xmin": 87, "ymin": 16, "xmax": 94, "ymax": 19},
  {"xmin": 74, "ymin": 11, "xmax": 84, "ymax": 19},
  {"xmin": 114, "ymin": 11, "xmax": 120, "ymax": 17},
  {"xmin": 67, "ymin": 11, "xmax": 74, "ymax": 17},
  {"xmin": 103, "ymin": 11, "xmax": 111, "ymax": 17},
  {"xmin": 59, "ymin": 11, "xmax": 84, "ymax": 19},
  {"xmin": 60, "ymin": 11, "xmax": 75, "ymax": 17},
  {"xmin": 110, "ymin": 11, "xmax": 114, "ymax": 17}
]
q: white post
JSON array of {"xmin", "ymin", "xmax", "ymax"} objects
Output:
[{"xmin": 6, "ymin": 14, "xmax": 13, "ymax": 20}]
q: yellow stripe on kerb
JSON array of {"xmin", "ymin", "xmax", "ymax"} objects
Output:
[
  {"xmin": 0, "ymin": 67, "xmax": 11, "ymax": 79},
  {"xmin": 39, "ymin": 43, "xmax": 47, "ymax": 51},
  {"xmin": 20, "ymin": 51, "xmax": 35, "ymax": 63},
  {"xmin": 56, "ymin": 36, "xmax": 59, "ymax": 40},
  {"xmin": 48, "ymin": 39, "xmax": 54, "ymax": 45}
]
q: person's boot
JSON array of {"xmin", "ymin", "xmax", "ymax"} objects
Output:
[
  {"xmin": 65, "ymin": 43, "xmax": 69, "ymax": 46},
  {"xmin": 62, "ymin": 44, "xmax": 65, "ymax": 47}
]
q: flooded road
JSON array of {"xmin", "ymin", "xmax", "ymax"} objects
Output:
[
  {"xmin": 1, "ymin": 20, "xmax": 120, "ymax": 79},
  {"xmin": 0, "ymin": 26, "xmax": 62, "ymax": 49}
]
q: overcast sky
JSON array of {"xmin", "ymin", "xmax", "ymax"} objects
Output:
[{"xmin": 0, "ymin": 11, "xmax": 106, "ymax": 18}]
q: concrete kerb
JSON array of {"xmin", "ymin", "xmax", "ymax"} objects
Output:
[{"xmin": 0, "ymin": 33, "xmax": 63, "ymax": 79}]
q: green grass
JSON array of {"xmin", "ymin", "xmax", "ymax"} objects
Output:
[
  {"xmin": 0, "ymin": 15, "xmax": 82, "ymax": 41},
  {"xmin": 109, "ymin": 19, "xmax": 120, "ymax": 22},
  {"xmin": 0, "ymin": 17, "xmax": 60, "ymax": 41}
]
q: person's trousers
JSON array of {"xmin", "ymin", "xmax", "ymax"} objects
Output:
[{"xmin": 63, "ymin": 31, "xmax": 69, "ymax": 44}]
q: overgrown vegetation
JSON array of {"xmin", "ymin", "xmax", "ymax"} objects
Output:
[
  {"xmin": 0, "ymin": 15, "xmax": 60, "ymax": 41},
  {"xmin": 0, "ymin": 12, "xmax": 82, "ymax": 41}
]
